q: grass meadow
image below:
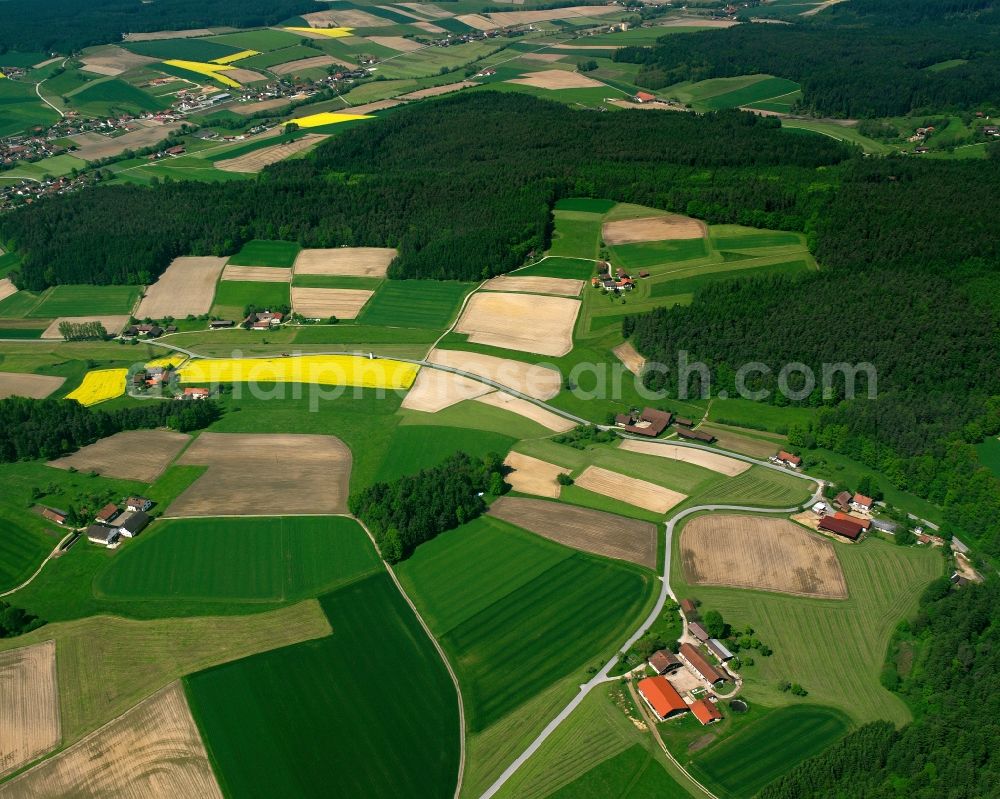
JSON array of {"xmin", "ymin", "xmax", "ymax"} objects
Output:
[
  {"xmin": 358, "ymin": 279, "xmax": 474, "ymax": 329},
  {"xmin": 26, "ymin": 284, "xmax": 141, "ymax": 317},
  {"xmin": 550, "ymin": 744, "xmax": 692, "ymax": 799},
  {"xmin": 122, "ymin": 37, "xmax": 241, "ymax": 62},
  {"xmin": 373, "ymin": 425, "xmax": 515, "ymax": 483},
  {"xmin": 227, "ymin": 239, "xmax": 300, "ymax": 267},
  {"xmin": 207, "ymin": 28, "xmax": 304, "ymax": 52},
  {"xmin": 0, "ymin": 79, "xmax": 59, "ymax": 138},
  {"xmin": 211, "ymin": 279, "xmax": 289, "ymax": 318},
  {"xmin": 185, "ymin": 573, "xmax": 460, "ymax": 799},
  {"xmin": 547, "ymin": 210, "xmax": 602, "ymax": 259}
]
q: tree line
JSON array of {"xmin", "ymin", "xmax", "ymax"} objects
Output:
[
  {"xmin": 348, "ymin": 451, "xmax": 507, "ymax": 563},
  {"xmin": 0, "ymin": 396, "xmax": 219, "ymax": 462},
  {"xmin": 0, "ymin": 601, "xmax": 44, "ymax": 639}
]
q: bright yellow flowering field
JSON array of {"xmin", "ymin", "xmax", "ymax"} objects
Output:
[
  {"xmin": 283, "ymin": 26, "xmax": 353, "ymax": 38},
  {"xmin": 163, "ymin": 59, "xmax": 241, "ymax": 88},
  {"xmin": 293, "ymin": 112, "xmax": 372, "ymax": 128},
  {"xmin": 66, "ymin": 369, "xmax": 127, "ymax": 406},
  {"xmin": 145, "ymin": 354, "xmax": 186, "ymax": 369},
  {"xmin": 178, "ymin": 355, "xmax": 418, "ymax": 390},
  {"xmin": 211, "ymin": 50, "xmax": 259, "ymax": 65}
]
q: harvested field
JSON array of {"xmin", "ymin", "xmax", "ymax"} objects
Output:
[
  {"xmin": 366, "ymin": 36, "xmax": 425, "ymax": 52},
  {"xmin": 399, "ymin": 2, "xmax": 452, "ymax": 18},
  {"xmin": 613, "ymin": 341, "xmax": 646, "ymax": 376},
  {"xmin": 0, "ymin": 278, "xmax": 17, "ymax": 302},
  {"xmin": 70, "ymin": 123, "xmax": 174, "ymax": 161},
  {"xmin": 489, "ymin": 496, "xmax": 657, "ymax": 568},
  {"xmin": 460, "ymin": 6, "xmax": 619, "ymax": 28},
  {"xmin": 171, "ymin": 432, "xmax": 351, "ymax": 516},
  {"xmin": 124, "ymin": 28, "xmax": 233, "ymax": 41},
  {"xmin": 680, "ymin": 514, "xmax": 848, "ymax": 598},
  {"xmin": 0, "ymin": 682, "xmax": 222, "ymax": 799},
  {"xmin": 453, "ymin": 291, "xmax": 580, "ymax": 356},
  {"xmin": 602, "ymin": 214, "xmax": 706, "ymax": 244},
  {"xmin": 220, "ymin": 265, "xmax": 292, "ymax": 282},
  {"xmin": 232, "ymin": 97, "xmax": 291, "ymax": 115},
  {"xmin": 0, "ymin": 372, "xmax": 64, "ymax": 399},
  {"xmin": 508, "ymin": 69, "xmax": 602, "ymax": 90},
  {"xmin": 223, "ymin": 67, "xmax": 267, "ymax": 84},
  {"xmin": 291, "ymin": 287, "xmax": 374, "ymax": 319},
  {"xmin": 619, "ymin": 440, "xmax": 751, "ymax": 476},
  {"xmin": 0, "ymin": 641, "xmax": 59, "ymax": 778},
  {"xmin": 302, "ymin": 8, "xmax": 390, "ymax": 27},
  {"xmin": 41, "ymin": 314, "xmax": 130, "ymax": 339},
  {"xmin": 293, "ymin": 247, "xmax": 397, "ymax": 278},
  {"xmin": 427, "ymin": 348, "xmax": 562, "ymax": 399},
  {"xmin": 475, "ymin": 391, "xmax": 575, "ymax": 432},
  {"xmin": 398, "ymin": 81, "xmax": 476, "ymax": 100},
  {"xmin": 215, "ymin": 134, "xmax": 325, "ymax": 172},
  {"xmin": 80, "ymin": 46, "xmax": 157, "ymax": 76},
  {"xmin": 346, "ymin": 99, "xmax": 404, "ymax": 114},
  {"xmin": 48, "ymin": 429, "xmax": 191, "ymax": 483},
  {"xmin": 503, "ymin": 452, "xmax": 570, "ymax": 498},
  {"xmin": 401, "ymin": 368, "xmax": 492, "ymax": 412},
  {"xmin": 481, "ymin": 274, "xmax": 583, "ymax": 297},
  {"xmin": 520, "ymin": 52, "xmax": 565, "ymax": 63},
  {"xmin": 576, "ymin": 465, "xmax": 687, "ymax": 514},
  {"xmin": 700, "ymin": 425, "xmax": 780, "ymax": 460},
  {"xmin": 136, "ymin": 256, "xmax": 226, "ymax": 318},
  {"xmin": 413, "ymin": 21, "xmax": 447, "ymax": 33},
  {"xmin": 271, "ymin": 54, "xmax": 350, "ymax": 75}
]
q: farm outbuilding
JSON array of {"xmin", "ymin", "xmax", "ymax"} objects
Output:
[
  {"xmin": 679, "ymin": 643, "xmax": 726, "ymax": 685},
  {"xmin": 95, "ymin": 503, "xmax": 121, "ymax": 524},
  {"xmin": 689, "ymin": 622, "xmax": 710, "ymax": 642},
  {"xmin": 691, "ymin": 698, "xmax": 723, "ymax": 726},
  {"xmin": 86, "ymin": 524, "xmax": 120, "ymax": 548},
  {"xmin": 818, "ymin": 515, "xmax": 865, "ymax": 540},
  {"xmin": 648, "ymin": 649, "xmax": 683, "ymax": 674},
  {"xmin": 677, "ymin": 428, "xmax": 716, "ymax": 443},
  {"xmin": 707, "ymin": 638, "xmax": 734, "ymax": 661},
  {"xmin": 621, "ymin": 407, "xmax": 672, "ymax": 438},
  {"xmin": 680, "ymin": 598, "xmax": 697, "ymax": 616},
  {"xmin": 637, "ymin": 676, "xmax": 688, "ymax": 721},
  {"xmin": 119, "ymin": 511, "xmax": 150, "ymax": 538},
  {"xmin": 851, "ymin": 493, "xmax": 874, "ymax": 513}
]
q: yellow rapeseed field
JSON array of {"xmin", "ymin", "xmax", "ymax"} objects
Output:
[
  {"xmin": 66, "ymin": 369, "xmax": 128, "ymax": 406},
  {"xmin": 211, "ymin": 50, "xmax": 259, "ymax": 65},
  {"xmin": 294, "ymin": 112, "xmax": 372, "ymax": 128},
  {"xmin": 283, "ymin": 26, "xmax": 354, "ymax": 38},
  {"xmin": 163, "ymin": 59, "xmax": 240, "ymax": 88},
  {"xmin": 178, "ymin": 355, "xmax": 418, "ymax": 390},
  {"xmin": 145, "ymin": 354, "xmax": 186, "ymax": 369}
]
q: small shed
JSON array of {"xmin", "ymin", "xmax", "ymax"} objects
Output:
[
  {"xmin": 648, "ymin": 649, "xmax": 683, "ymax": 675},
  {"xmin": 689, "ymin": 622, "xmax": 709, "ymax": 642}
]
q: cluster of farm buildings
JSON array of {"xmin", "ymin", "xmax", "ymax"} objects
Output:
[
  {"xmin": 614, "ymin": 407, "xmax": 716, "ymax": 443},
  {"xmin": 40, "ymin": 496, "xmax": 152, "ymax": 548}
]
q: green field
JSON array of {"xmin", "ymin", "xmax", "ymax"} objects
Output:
[
  {"xmin": 185, "ymin": 573, "xmax": 460, "ymax": 798},
  {"xmin": 227, "ymin": 239, "xmax": 301, "ymax": 267},
  {"xmin": 689, "ymin": 705, "xmax": 851, "ymax": 799},
  {"xmin": 97, "ymin": 516, "xmax": 381, "ymax": 602},
  {"xmin": 207, "ymin": 28, "xmax": 305, "ymax": 52},
  {"xmin": 238, "ymin": 45, "xmax": 323, "ymax": 70},
  {"xmin": 397, "ymin": 515, "xmax": 655, "ymax": 731},
  {"xmin": 377, "ymin": 40, "xmax": 499, "ymax": 80},
  {"xmin": 516, "ymin": 257, "xmax": 596, "ymax": 280},
  {"xmin": 0, "ymin": 78, "xmax": 59, "ymax": 138},
  {"xmin": 708, "ymin": 227, "xmax": 804, "ymax": 250},
  {"xmin": 648, "ymin": 259, "xmax": 811, "ymax": 298},
  {"xmin": 780, "ymin": 119, "xmax": 893, "ymax": 155},
  {"xmin": 358, "ymin": 279, "xmax": 473, "ymax": 329},
  {"xmin": 550, "ymin": 744, "xmax": 692, "ymax": 799},
  {"xmin": 611, "ymin": 238, "xmax": 709, "ymax": 270},
  {"xmin": 374, "ymin": 425, "xmax": 515, "ymax": 483},
  {"xmin": 211, "ymin": 280, "xmax": 289, "ymax": 318},
  {"xmin": 122, "ymin": 38, "xmax": 241, "ymax": 62},
  {"xmin": 976, "ymin": 436, "xmax": 1000, "ymax": 478},
  {"xmin": 69, "ymin": 78, "xmax": 170, "ymax": 116},
  {"xmin": 555, "ymin": 198, "xmax": 616, "ymax": 214},
  {"xmin": 701, "ymin": 77, "xmax": 800, "ymax": 111},
  {"xmin": 548, "ymin": 209, "xmax": 602, "ymax": 259},
  {"xmin": 26, "ymin": 284, "xmax": 141, "ymax": 318}
]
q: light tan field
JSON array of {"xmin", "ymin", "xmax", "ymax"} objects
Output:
[
  {"xmin": 0, "ymin": 372, "xmax": 65, "ymax": 399},
  {"xmin": 293, "ymin": 247, "xmax": 397, "ymax": 277},
  {"xmin": 48, "ymin": 429, "xmax": 191, "ymax": 483},
  {"xmin": 0, "ymin": 277, "xmax": 17, "ymax": 302},
  {"xmin": 681, "ymin": 515, "xmax": 848, "ymax": 598},
  {"xmin": 427, "ymin": 349, "xmax": 562, "ymax": 399},
  {"xmin": 342, "ymin": 99, "xmax": 404, "ymax": 114},
  {"xmin": 399, "ymin": 2, "xmax": 452, "ymax": 18},
  {"xmin": 508, "ymin": 69, "xmax": 603, "ymax": 90},
  {"xmin": 124, "ymin": 28, "xmax": 234, "ymax": 41},
  {"xmin": 481, "ymin": 274, "xmax": 583, "ymax": 297},
  {"xmin": 224, "ymin": 67, "xmax": 267, "ymax": 84},
  {"xmin": 136, "ymin": 256, "xmax": 226, "ymax": 318},
  {"xmin": 453, "ymin": 13, "xmax": 494, "ymax": 29},
  {"xmin": 613, "ymin": 342, "xmax": 646, "ymax": 376},
  {"xmin": 602, "ymin": 214, "xmax": 706, "ymax": 244},
  {"xmin": 233, "ymin": 97, "xmax": 292, "ymax": 115},
  {"xmin": 502, "ymin": 452, "xmax": 569, "ymax": 498},
  {"xmin": 401, "ymin": 368, "xmax": 492, "ymax": 412},
  {"xmin": 216, "ymin": 134, "xmax": 325, "ymax": 173},
  {"xmin": 700, "ymin": 424, "xmax": 782, "ymax": 460},
  {"xmin": 609, "ymin": 99, "xmax": 684, "ymax": 111},
  {"xmin": 550, "ymin": 43, "xmax": 618, "ymax": 50},
  {"xmin": 0, "ymin": 641, "xmax": 59, "ymax": 778},
  {"xmin": 273, "ymin": 54, "xmax": 352, "ymax": 74},
  {"xmin": 475, "ymin": 391, "xmax": 575, "ymax": 432},
  {"xmin": 0, "ymin": 683, "xmax": 222, "ymax": 799},
  {"xmin": 460, "ymin": 6, "xmax": 620, "ymax": 29},
  {"xmin": 71, "ymin": 123, "xmax": 174, "ymax": 161},
  {"xmin": 453, "ymin": 292, "xmax": 580, "ymax": 356},
  {"xmin": 576, "ymin": 465, "xmax": 687, "ymax": 514},
  {"xmin": 619, "ymin": 440, "xmax": 751, "ymax": 477},
  {"xmin": 302, "ymin": 8, "xmax": 391, "ymax": 27},
  {"xmin": 414, "ymin": 20, "xmax": 447, "ymax": 33},
  {"xmin": 520, "ymin": 52, "xmax": 565, "ymax": 63},
  {"xmin": 367, "ymin": 35, "xmax": 425, "ymax": 52},
  {"xmin": 490, "ymin": 496, "xmax": 658, "ymax": 568},
  {"xmin": 41, "ymin": 314, "xmax": 130, "ymax": 339},
  {"xmin": 398, "ymin": 81, "xmax": 476, "ymax": 100},
  {"xmin": 221, "ymin": 265, "xmax": 292, "ymax": 282},
  {"xmin": 291, "ymin": 287, "xmax": 374, "ymax": 319},
  {"xmin": 80, "ymin": 45, "xmax": 158, "ymax": 76},
  {"xmin": 170, "ymin": 432, "xmax": 351, "ymax": 516}
]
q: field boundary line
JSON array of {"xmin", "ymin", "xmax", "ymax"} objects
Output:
[{"xmin": 0, "ymin": 529, "xmax": 76, "ymax": 598}]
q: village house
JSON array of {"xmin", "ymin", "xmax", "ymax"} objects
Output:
[
  {"xmin": 634, "ymin": 91, "xmax": 656, "ymax": 103},
  {"xmin": 123, "ymin": 323, "xmax": 163, "ymax": 338},
  {"xmin": 246, "ymin": 311, "xmax": 283, "ymax": 330},
  {"xmin": 850, "ymin": 493, "xmax": 874, "ymax": 514},
  {"xmin": 95, "ymin": 502, "xmax": 121, "ymax": 524},
  {"xmin": 818, "ymin": 514, "xmax": 865, "ymax": 540},
  {"xmin": 637, "ymin": 675, "xmax": 689, "ymax": 721},
  {"xmin": 674, "ymin": 417, "xmax": 694, "ymax": 428},
  {"xmin": 648, "ymin": 649, "xmax": 683, "ymax": 675},
  {"xmin": 690, "ymin": 698, "xmax": 723, "ymax": 726},
  {"xmin": 119, "ymin": 511, "xmax": 150, "ymax": 538},
  {"xmin": 617, "ymin": 407, "xmax": 672, "ymax": 438},
  {"xmin": 183, "ymin": 387, "xmax": 210, "ymax": 400},
  {"xmin": 772, "ymin": 450, "xmax": 801, "ymax": 469},
  {"xmin": 86, "ymin": 524, "xmax": 120, "ymax": 548},
  {"xmin": 126, "ymin": 496, "xmax": 153, "ymax": 513},
  {"xmin": 834, "ymin": 490, "xmax": 852, "ymax": 511},
  {"xmin": 679, "ymin": 643, "xmax": 726, "ymax": 685}
]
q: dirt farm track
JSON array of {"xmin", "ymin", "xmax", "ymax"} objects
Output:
[{"xmin": 680, "ymin": 514, "xmax": 848, "ymax": 599}]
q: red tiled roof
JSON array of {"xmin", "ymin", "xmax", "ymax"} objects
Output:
[
  {"xmin": 95, "ymin": 502, "xmax": 119, "ymax": 522},
  {"xmin": 852, "ymin": 493, "xmax": 873, "ymax": 507},
  {"xmin": 818, "ymin": 515, "xmax": 864, "ymax": 540},
  {"xmin": 834, "ymin": 511, "xmax": 871, "ymax": 530},
  {"xmin": 690, "ymin": 698, "xmax": 722, "ymax": 725},
  {"xmin": 638, "ymin": 676, "xmax": 687, "ymax": 719},
  {"xmin": 635, "ymin": 91, "xmax": 656, "ymax": 102},
  {"xmin": 777, "ymin": 450, "xmax": 801, "ymax": 465}
]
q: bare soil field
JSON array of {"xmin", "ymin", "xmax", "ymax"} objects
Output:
[
  {"xmin": 427, "ymin": 348, "xmax": 562, "ymax": 399},
  {"xmin": 171, "ymin": 432, "xmax": 351, "ymax": 516},
  {"xmin": 602, "ymin": 214, "xmax": 706, "ymax": 244},
  {"xmin": 217, "ymin": 135, "xmax": 326, "ymax": 172},
  {"xmin": 80, "ymin": 46, "xmax": 157, "ymax": 76},
  {"xmin": 460, "ymin": 6, "xmax": 619, "ymax": 28},
  {"xmin": 481, "ymin": 274, "xmax": 583, "ymax": 297},
  {"xmin": 272, "ymin": 55, "xmax": 351, "ymax": 75},
  {"xmin": 71, "ymin": 123, "xmax": 174, "ymax": 161},
  {"xmin": 401, "ymin": 368, "xmax": 492, "ymax": 412},
  {"xmin": 519, "ymin": 52, "xmax": 565, "ymax": 63},
  {"xmin": 220, "ymin": 265, "xmax": 292, "ymax": 282},
  {"xmin": 699, "ymin": 424, "xmax": 781, "ymax": 460},
  {"xmin": 791, "ymin": 510, "xmax": 820, "ymax": 531},
  {"xmin": 0, "ymin": 682, "xmax": 222, "ymax": 799},
  {"xmin": 414, "ymin": 21, "xmax": 448, "ymax": 33},
  {"xmin": 508, "ymin": 69, "xmax": 602, "ymax": 90},
  {"xmin": 301, "ymin": 8, "xmax": 391, "ymax": 27},
  {"xmin": 41, "ymin": 315, "xmax": 130, "ymax": 339},
  {"xmin": 233, "ymin": 97, "xmax": 292, "ymax": 115},
  {"xmin": 490, "ymin": 495, "xmax": 658, "ymax": 568},
  {"xmin": 0, "ymin": 641, "xmax": 59, "ymax": 778},
  {"xmin": 291, "ymin": 287, "xmax": 374, "ymax": 319},
  {"xmin": 398, "ymin": 81, "xmax": 477, "ymax": 100},
  {"xmin": 366, "ymin": 36, "xmax": 425, "ymax": 52},
  {"xmin": 224, "ymin": 67, "xmax": 267, "ymax": 84},
  {"xmin": 0, "ymin": 278, "xmax": 18, "ymax": 303},
  {"xmin": 293, "ymin": 247, "xmax": 397, "ymax": 278},
  {"xmin": 136, "ymin": 256, "xmax": 226, "ymax": 318},
  {"xmin": 124, "ymin": 28, "xmax": 235, "ymax": 41},
  {"xmin": 347, "ymin": 99, "xmax": 404, "ymax": 114},
  {"xmin": 576, "ymin": 465, "xmax": 687, "ymax": 514},
  {"xmin": 475, "ymin": 391, "xmax": 575, "ymax": 432},
  {"xmin": 612, "ymin": 341, "xmax": 646, "ymax": 375},
  {"xmin": 399, "ymin": 2, "xmax": 452, "ymax": 18},
  {"xmin": 453, "ymin": 291, "xmax": 580, "ymax": 356},
  {"xmin": 680, "ymin": 514, "xmax": 848, "ymax": 598},
  {"xmin": 48, "ymin": 429, "xmax": 192, "ymax": 483},
  {"xmin": 619, "ymin": 440, "xmax": 751, "ymax": 477},
  {"xmin": 502, "ymin": 452, "xmax": 570, "ymax": 498},
  {"xmin": 0, "ymin": 372, "xmax": 65, "ymax": 399}
]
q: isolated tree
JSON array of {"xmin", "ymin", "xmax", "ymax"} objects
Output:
[{"xmin": 703, "ymin": 609, "xmax": 726, "ymax": 639}]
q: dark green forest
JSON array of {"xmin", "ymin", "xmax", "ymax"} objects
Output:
[
  {"xmin": 0, "ymin": 396, "xmax": 219, "ymax": 462},
  {"xmin": 759, "ymin": 578, "xmax": 1000, "ymax": 799},
  {"xmin": 0, "ymin": 0, "xmax": 314, "ymax": 54},
  {"xmin": 615, "ymin": 0, "xmax": 1000, "ymax": 117}
]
